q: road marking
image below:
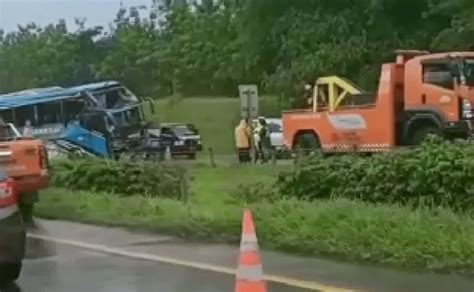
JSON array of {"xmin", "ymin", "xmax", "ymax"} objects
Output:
[{"xmin": 28, "ymin": 233, "xmax": 355, "ymax": 292}]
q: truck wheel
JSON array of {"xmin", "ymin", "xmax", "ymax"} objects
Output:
[
  {"xmin": 0, "ymin": 262, "xmax": 22, "ymax": 289},
  {"xmin": 188, "ymin": 153, "xmax": 196, "ymax": 160},
  {"xmin": 294, "ymin": 133, "xmax": 320, "ymax": 156},
  {"xmin": 411, "ymin": 126, "xmax": 442, "ymax": 145}
]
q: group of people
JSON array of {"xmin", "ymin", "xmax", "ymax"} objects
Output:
[{"xmin": 234, "ymin": 117, "xmax": 270, "ymax": 164}]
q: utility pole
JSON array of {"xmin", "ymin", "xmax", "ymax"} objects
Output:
[{"xmin": 239, "ymin": 85, "xmax": 259, "ymax": 164}]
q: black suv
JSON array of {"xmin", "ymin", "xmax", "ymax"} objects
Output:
[{"xmin": 149, "ymin": 123, "xmax": 202, "ymax": 159}]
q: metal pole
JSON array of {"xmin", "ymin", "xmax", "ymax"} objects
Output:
[
  {"xmin": 271, "ymin": 148, "xmax": 276, "ymax": 165},
  {"xmin": 246, "ymin": 90, "xmax": 256, "ymax": 164},
  {"xmin": 208, "ymin": 147, "xmax": 216, "ymax": 167}
]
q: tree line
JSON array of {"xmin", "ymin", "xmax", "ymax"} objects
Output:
[{"xmin": 0, "ymin": 0, "xmax": 473, "ymax": 103}]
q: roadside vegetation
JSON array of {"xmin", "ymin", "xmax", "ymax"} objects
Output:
[
  {"xmin": 279, "ymin": 138, "xmax": 474, "ymax": 212},
  {"xmin": 39, "ymin": 140, "xmax": 474, "ymax": 274}
]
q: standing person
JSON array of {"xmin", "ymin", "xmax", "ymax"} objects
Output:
[
  {"xmin": 234, "ymin": 119, "xmax": 252, "ymax": 163},
  {"xmin": 23, "ymin": 119, "xmax": 33, "ymax": 138},
  {"xmin": 254, "ymin": 117, "xmax": 268, "ymax": 164}
]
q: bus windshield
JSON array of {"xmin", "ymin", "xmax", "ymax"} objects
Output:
[
  {"xmin": 111, "ymin": 106, "xmax": 143, "ymax": 129},
  {"xmin": 93, "ymin": 86, "xmax": 138, "ymax": 109}
]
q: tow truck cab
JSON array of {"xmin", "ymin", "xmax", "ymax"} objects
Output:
[{"xmin": 401, "ymin": 51, "xmax": 474, "ymax": 143}]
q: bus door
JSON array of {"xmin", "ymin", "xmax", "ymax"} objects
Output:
[{"xmin": 65, "ymin": 110, "xmax": 111, "ymax": 157}]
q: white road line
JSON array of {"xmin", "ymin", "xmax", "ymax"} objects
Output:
[{"xmin": 27, "ymin": 233, "xmax": 356, "ymax": 292}]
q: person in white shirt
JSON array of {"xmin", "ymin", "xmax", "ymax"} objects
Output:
[{"xmin": 23, "ymin": 120, "xmax": 33, "ymax": 137}]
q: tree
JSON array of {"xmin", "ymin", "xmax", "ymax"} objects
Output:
[{"xmin": 1, "ymin": 0, "xmax": 473, "ymax": 101}]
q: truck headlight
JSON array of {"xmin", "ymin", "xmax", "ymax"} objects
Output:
[{"xmin": 462, "ymin": 99, "xmax": 473, "ymax": 119}]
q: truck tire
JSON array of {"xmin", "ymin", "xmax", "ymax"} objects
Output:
[
  {"xmin": 294, "ymin": 132, "xmax": 320, "ymax": 156},
  {"xmin": 411, "ymin": 125, "xmax": 442, "ymax": 145},
  {"xmin": 0, "ymin": 262, "xmax": 22, "ymax": 289},
  {"xmin": 19, "ymin": 203, "xmax": 34, "ymax": 226}
]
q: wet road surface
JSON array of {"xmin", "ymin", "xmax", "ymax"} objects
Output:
[
  {"xmin": 9, "ymin": 237, "xmax": 309, "ymax": 292},
  {"xmin": 8, "ymin": 219, "xmax": 474, "ymax": 292}
]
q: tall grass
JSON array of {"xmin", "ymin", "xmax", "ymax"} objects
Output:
[{"xmin": 37, "ymin": 188, "xmax": 474, "ymax": 274}]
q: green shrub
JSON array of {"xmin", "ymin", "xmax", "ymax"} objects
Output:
[
  {"xmin": 277, "ymin": 138, "xmax": 474, "ymax": 211},
  {"xmin": 51, "ymin": 158, "xmax": 188, "ymax": 199}
]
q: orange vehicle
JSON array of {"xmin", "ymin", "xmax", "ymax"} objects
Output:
[
  {"xmin": 0, "ymin": 171, "xmax": 26, "ymax": 288},
  {"xmin": 0, "ymin": 123, "xmax": 49, "ymax": 222},
  {"xmin": 283, "ymin": 50, "xmax": 474, "ymax": 153}
]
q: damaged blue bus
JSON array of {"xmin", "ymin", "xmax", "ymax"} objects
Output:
[{"xmin": 0, "ymin": 81, "xmax": 163, "ymax": 159}]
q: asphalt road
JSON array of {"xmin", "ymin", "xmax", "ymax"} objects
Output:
[
  {"xmin": 7, "ymin": 237, "xmax": 309, "ymax": 292},
  {"xmin": 5, "ymin": 219, "xmax": 474, "ymax": 292}
]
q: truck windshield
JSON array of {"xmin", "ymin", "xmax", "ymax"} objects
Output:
[
  {"xmin": 0, "ymin": 125, "xmax": 17, "ymax": 140},
  {"xmin": 464, "ymin": 59, "xmax": 474, "ymax": 86}
]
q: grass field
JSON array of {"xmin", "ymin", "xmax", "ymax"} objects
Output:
[
  {"xmin": 147, "ymin": 97, "xmax": 285, "ymax": 154},
  {"xmin": 190, "ymin": 164, "xmax": 285, "ymax": 205}
]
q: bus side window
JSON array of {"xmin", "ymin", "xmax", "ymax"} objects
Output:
[
  {"xmin": 37, "ymin": 102, "xmax": 61, "ymax": 125},
  {"xmin": 14, "ymin": 106, "xmax": 36, "ymax": 127},
  {"xmin": 0, "ymin": 110, "xmax": 14, "ymax": 123},
  {"xmin": 63, "ymin": 99, "xmax": 85, "ymax": 125}
]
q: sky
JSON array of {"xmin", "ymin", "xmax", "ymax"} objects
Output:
[{"xmin": 0, "ymin": 0, "xmax": 152, "ymax": 32}]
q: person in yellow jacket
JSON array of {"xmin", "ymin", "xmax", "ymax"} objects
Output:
[{"xmin": 235, "ymin": 118, "xmax": 252, "ymax": 163}]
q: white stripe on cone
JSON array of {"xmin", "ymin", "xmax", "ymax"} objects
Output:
[{"xmin": 236, "ymin": 264, "xmax": 265, "ymax": 281}]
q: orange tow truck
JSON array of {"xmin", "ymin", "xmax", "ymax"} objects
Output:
[
  {"xmin": 0, "ymin": 122, "xmax": 49, "ymax": 222},
  {"xmin": 283, "ymin": 50, "xmax": 474, "ymax": 152}
]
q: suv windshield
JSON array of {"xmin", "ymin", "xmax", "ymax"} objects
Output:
[
  {"xmin": 268, "ymin": 122, "xmax": 282, "ymax": 133},
  {"xmin": 173, "ymin": 125, "xmax": 194, "ymax": 136}
]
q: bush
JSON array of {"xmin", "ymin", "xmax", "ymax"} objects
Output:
[
  {"xmin": 277, "ymin": 138, "xmax": 474, "ymax": 211},
  {"xmin": 51, "ymin": 158, "xmax": 188, "ymax": 199}
]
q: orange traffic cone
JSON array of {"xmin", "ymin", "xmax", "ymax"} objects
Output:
[{"xmin": 235, "ymin": 209, "xmax": 267, "ymax": 292}]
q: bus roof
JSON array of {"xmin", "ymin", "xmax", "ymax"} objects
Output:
[
  {"xmin": 0, "ymin": 89, "xmax": 79, "ymax": 110},
  {"xmin": 65, "ymin": 81, "xmax": 121, "ymax": 93},
  {"xmin": 0, "ymin": 81, "xmax": 121, "ymax": 110}
]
